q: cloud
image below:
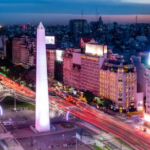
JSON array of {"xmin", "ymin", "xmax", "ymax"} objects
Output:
[
  {"xmin": 0, "ymin": 0, "xmax": 149, "ymax": 15},
  {"xmin": 121, "ymin": 0, "xmax": 150, "ymax": 4}
]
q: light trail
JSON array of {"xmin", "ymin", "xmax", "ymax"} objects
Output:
[{"xmin": 1, "ymin": 74, "xmax": 150, "ymax": 149}]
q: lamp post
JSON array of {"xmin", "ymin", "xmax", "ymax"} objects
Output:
[
  {"xmin": 0, "ymin": 105, "xmax": 3, "ymax": 122},
  {"xmin": 14, "ymin": 93, "xmax": 17, "ymax": 111}
]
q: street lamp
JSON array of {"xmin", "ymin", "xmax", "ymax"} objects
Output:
[
  {"xmin": 14, "ymin": 93, "xmax": 17, "ymax": 111},
  {"xmin": 0, "ymin": 105, "xmax": 3, "ymax": 122}
]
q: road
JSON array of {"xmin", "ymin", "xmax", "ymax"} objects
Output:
[
  {"xmin": 0, "ymin": 74, "xmax": 150, "ymax": 150},
  {"xmin": 17, "ymin": 128, "xmax": 91, "ymax": 150}
]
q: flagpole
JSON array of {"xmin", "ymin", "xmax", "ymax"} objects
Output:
[{"xmin": 76, "ymin": 133, "xmax": 77, "ymax": 150}]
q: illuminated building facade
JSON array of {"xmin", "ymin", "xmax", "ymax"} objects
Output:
[
  {"xmin": 144, "ymin": 53, "xmax": 150, "ymax": 114},
  {"xmin": 46, "ymin": 49, "xmax": 56, "ymax": 77},
  {"xmin": 71, "ymin": 64, "xmax": 81, "ymax": 89},
  {"xmin": 69, "ymin": 19, "xmax": 89, "ymax": 36},
  {"xmin": 36, "ymin": 22, "xmax": 50, "ymax": 132},
  {"xmin": 145, "ymin": 69, "xmax": 150, "ymax": 114},
  {"xmin": 12, "ymin": 36, "xmax": 36, "ymax": 67},
  {"xmin": 80, "ymin": 44, "xmax": 107, "ymax": 96},
  {"xmin": 132, "ymin": 53, "xmax": 150, "ymax": 113},
  {"xmin": 100, "ymin": 56, "xmax": 137, "ymax": 111},
  {"xmin": 63, "ymin": 48, "xmax": 81, "ymax": 89},
  {"xmin": 54, "ymin": 50, "xmax": 64, "ymax": 82},
  {"xmin": 63, "ymin": 50, "xmax": 73, "ymax": 86},
  {"xmin": 12, "ymin": 37, "xmax": 21, "ymax": 63}
]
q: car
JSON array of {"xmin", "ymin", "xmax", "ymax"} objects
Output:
[{"xmin": 2, "ymin": 121, "xmax": 12, "ymax": 125}]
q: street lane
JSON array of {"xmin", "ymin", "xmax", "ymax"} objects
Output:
[{"xmin": 1, "ymin": 74, "xmax": 150, "ymax": 149}]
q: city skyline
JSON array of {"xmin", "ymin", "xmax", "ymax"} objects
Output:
[
  {"xmin": 0, "ymin": 2, "xmax": 150, "ymax": 148},
  {"xmin": 0, "ymin": 0, "xmax": 150, "ymax": 24},
  {"xmin": 0, "ymin": 14, "xmax": 150, "ymax": 25}
]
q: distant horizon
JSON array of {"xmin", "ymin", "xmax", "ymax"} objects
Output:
[{"xmin": 0, "ymin": 14, "xmax": 150, "ymax": 26}]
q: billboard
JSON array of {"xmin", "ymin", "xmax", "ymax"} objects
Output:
[
  {"xmin": 45, "ymin": 36, "xmax": 55, "ymax": 45},
  {"xmin": 56, "ymin": 50, "xmax": 64, "ymax": 62},
  {"xmin": 85, "ymin": 43, "xmax": 105, "ymax": 56}
]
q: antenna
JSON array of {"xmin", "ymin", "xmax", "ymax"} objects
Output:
[
  {"xmin": 81, "ymin": 9, "xmax": 83, "ymax": 20},
  {"xmin": 136, "ymin": 15, "xmax": 138, "ymax": 24},
  {"xmin": 96, "ymin": 7, "xmax": 99, "ymax": 21}
]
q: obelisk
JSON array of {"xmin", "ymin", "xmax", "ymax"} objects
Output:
[{"xmin": 36, "ymin": 22, "xmax": 50, "ymax": 132}]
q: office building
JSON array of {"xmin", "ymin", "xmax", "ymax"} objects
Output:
[
  {"xmin": 54, "ymin": 49, "xmax": 64, "ymax": 82},
  {"xmin": 69, "ymin": 19, "xmax": 89, "ymax": 36},
  {"xmin": 63, "ymin": 48, "xmax": 81, "ymax": 88},
  {"xmin": 12, "ymin": 36, "xmax": 36, "ymax": 67},
  {"xmin": 80, "ymin": 44, "xmax": 107, "ymax": 96},
  {"xmin": 46, "ymin": 49, "xmax": 56, "ymax": 77},
  {"xmin": 100, "ymin": 55, "xmax": 137, "ymax": 111},
  {"xmin": 145, "ymin": 68, "xmax": 150, "ymax": 114}
]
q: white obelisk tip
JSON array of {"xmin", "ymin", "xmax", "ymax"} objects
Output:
[{"xmin": 37, "ymin": 22, "xmax": 44, "ymax": 29}]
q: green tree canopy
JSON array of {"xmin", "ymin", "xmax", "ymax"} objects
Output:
[
  {"xmin": 97, "ymin": 98, "xmax": 104, "ymax": 106},
  {"xmin": 103, "ymin": 99, "xmax": 112, "ymax": 108},
  {"xmin": 83, "ymin": 90, "xmax": 94, "ymax": 104}
]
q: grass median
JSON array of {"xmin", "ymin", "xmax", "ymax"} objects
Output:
[
  {"xmin": 0, "ymin": 96, "xmax": 35, "ymax": 110},
  {"xmin": 92, "ymin": 145, "xmax": 102, "ymax": 150}
]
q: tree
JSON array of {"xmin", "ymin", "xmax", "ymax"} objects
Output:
[
  {"xmin": 97, "ymin": 98, "xmax": 104, "ymax": 106},
  {"xmin": 83, "ymin": 90, "xmax": 94, "ymax": 104},
  {"xmin": 103, "ymin": 99, "xmax": 112, "ymax": 109}
]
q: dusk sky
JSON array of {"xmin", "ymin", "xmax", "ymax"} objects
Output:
[{"xmin": 0, "ymin": 0, "xmax": 150, "ymax": 25}]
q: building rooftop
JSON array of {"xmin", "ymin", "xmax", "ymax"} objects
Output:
[
  {"xmin": 81, "ymin": 37, "xmax": 94, "ymax": 43},
  {"xmin": 102, "ymin": 57, "xmax": 134, "ymax": 73}
]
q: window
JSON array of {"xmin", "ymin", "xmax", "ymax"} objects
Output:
[
  {"xmin": 119, "ymin": 93, "xmax": 122, "ymax": 97},
  {"xmin": 118, "ymin": 98, "xmax": 122, "ymax": 101},
  {"xmin": 119, "ymin": 74, "xmax": 122, "ymax": 79},
  {"xmin": 119, "ymin": 88, "xmax": 122, "ymax": 92}
]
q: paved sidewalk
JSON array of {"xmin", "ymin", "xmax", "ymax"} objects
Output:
[{"xmin": 0, "ymin": 125, "xmax": 24, "ymax": 150}]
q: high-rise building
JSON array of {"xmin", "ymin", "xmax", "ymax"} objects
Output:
[
  {"xmin": 139, "ymin": 53, "xmax": 150, "ymax": 114},
  {"xmin": 90, "ymin": 16, "xmax": 103, "ymax": 33},
  {"xmin": 12, "ymin": 36, "xmax": 36, "ymax": 67},
  {"xmin": 63, "ymin": 48, "xmax": 81, "ymax": 87},
  {"xmin": 12, "ymin": 37, "xmax": 21, "ymax": 63},
  {"xmin": 80, "ymin": 44, "xmax": 107, "ymax": 96},
  {"xmin": 63, "ymin": 50, "xmax": 73, "ymax": 85},
  {"xmin": 145, "ymin": 68, "xmax": 150, "ymax": 114},
  {"xmin": 69, "ymin": 19, "xmax": 89, "ymax": 36},
  {"xmin": 99, "ymin": 16, "xmax": 103, "ymax": 27},
  {"xmin": 131, "ymin": 53, "xmax": 147, "ymax": 97},
  {"xmin": 71, "ymin": 53, "xmax": 81, "ymax": 89},
  {"xmin": 54, "ymin": 49, "xmax": 64, "ymax": 82},
  {"xmin": 46, "ymin": 49, "xmax": 56, "ymax": 77},
  {"xmin": 62, "ymin": 44, "xmax": 139, "ymax": 111},
  {"xmin": 6, "ymin": 38, "xmax": 13, "ymax": 60},
  {"xmin": 63, "ymin": 44, "xmax": 107, "ymax": 95},
  {"xmin": 100, "ymin": 56, "xmax": 137, "ymax": 112},
  {"xmin": 36, "ymin": 22, "xmax": 50, "ymax": 132}
]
